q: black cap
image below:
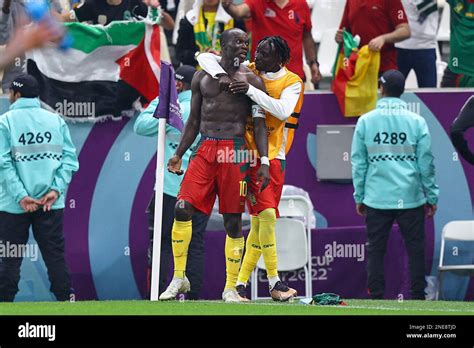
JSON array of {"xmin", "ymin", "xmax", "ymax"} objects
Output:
[
  {"xmin": 379, "ymin": 69, "xmax": 405, "ymax": 97},
  {"xmin": 175, "ymin": 65, "xmax": 196, "ymax": 85},
  {"xmin": 10, "ymin": 74, "xmax": 40, "ymax": 98}
]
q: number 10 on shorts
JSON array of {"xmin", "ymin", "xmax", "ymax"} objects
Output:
[{"xmin": 239, "ymin": 181, "xmax": 247, "ymax": 197}]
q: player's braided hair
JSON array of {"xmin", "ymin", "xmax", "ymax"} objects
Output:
[{"xmin": 258, "ymin": 36, "xmax": 291, "ymax": 66}]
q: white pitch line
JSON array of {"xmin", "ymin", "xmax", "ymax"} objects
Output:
[
  {"xmin": 185, "ymin": 300, "xmax": 474, "ymax": 313},
  {"xmin": 330, "ymin": 304, "xmax": 474, "ymax": 313}
]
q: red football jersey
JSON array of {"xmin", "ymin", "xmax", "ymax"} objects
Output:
[
  {"xmin": 339, "ymin": 0, "xmax": 408, "ymax": 73},
  {"xmin": 245, "ymin": 0, "xmax": 312, "ymax": 80}
]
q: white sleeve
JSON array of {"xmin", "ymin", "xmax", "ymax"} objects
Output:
[
  {"xmin": 246, "ymin": 82, "xmax": 302, "ymax": 121},
  {"xmin": 196, "ymin": 53, "xmax": 224, "ymax": 79},
  {"xmin": 196, "ymin": 52, "xmax": 250, "ymax": 78}
]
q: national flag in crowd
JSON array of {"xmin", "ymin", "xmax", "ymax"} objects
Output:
[
  {"xmin": 153, "ymin": 61, "xmax": 184, "ymax": 131},
  {"xmin": 26, "ymin": 20, "xmax": 161, "ymax": 122},
  {"xmin": 331, "ymin": 31, "xmax": 380, "ymax": 117}
]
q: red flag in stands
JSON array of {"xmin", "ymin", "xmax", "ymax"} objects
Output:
[{"xmin": 117, "ymin": 24, "xmax": 161, "ymax": 104}]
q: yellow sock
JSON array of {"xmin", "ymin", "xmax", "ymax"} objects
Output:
[
  {"xmin": 258, "ymin": 208, "xmax": 278, "ymax": 278},
  {"xmin": 171, "ymin": 219, "xmax": 192, "ymax": 279},
  {"xmin": 237, "ymin": 216, "xmax": 262, "ymax": 284},
  {"xmin": 224, "ymin": 235, "xmax": 244, "ymax": 290}
]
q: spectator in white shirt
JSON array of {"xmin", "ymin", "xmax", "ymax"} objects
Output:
[{"xmin": 395, "ymin": 0, "xmax": 439, "ymax": 87}]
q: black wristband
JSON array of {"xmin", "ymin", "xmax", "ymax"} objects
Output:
[{"xmin": 308, "ymin": 60, "xmax": 320, "ymax": 68}]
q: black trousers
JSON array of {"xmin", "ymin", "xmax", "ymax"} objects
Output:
[
  {"xmin": 0, "ymin": 209, "xmax": 72, "ymax": 302},
  {"xmin": 147, "ymin": 193, "xmax": 209, "ymax": 300},
  {"xmin": 365, "ymin": 205, "xmax": 426, "ymax": 300}
]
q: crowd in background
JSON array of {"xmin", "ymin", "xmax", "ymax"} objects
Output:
[
  {"xmin": 0, "ymin": 0, "xmax": 470, "ymax": 304},
  {"xmin": 0, "ymin": 0, "xmax": 472, "ymax": 95}
]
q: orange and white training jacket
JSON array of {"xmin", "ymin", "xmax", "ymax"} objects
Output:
[{"xmin": 244, "ymin": 63, "xmax": 304, "ymax": 160}]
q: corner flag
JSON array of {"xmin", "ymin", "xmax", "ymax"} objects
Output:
[
  {"xmin": 150, "ymin": 61, "xmax": 183, "ymax": 301},
  {"xmin": 153, "ymin": 61, "xmax": 184, "ymax": 131}
]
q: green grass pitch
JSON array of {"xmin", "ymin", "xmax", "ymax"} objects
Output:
[{"xmin": 0, "ymin": 299, "xmax": 473, "ymax": 315}]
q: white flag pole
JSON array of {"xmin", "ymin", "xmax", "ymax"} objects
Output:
[{"xmin": 150, "ymin": 117, "xmax": 167, "ymax": 301}]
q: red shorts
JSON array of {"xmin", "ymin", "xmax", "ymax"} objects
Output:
[
  {"xmin": 246, "ymin": 159, "xmax": 286, "ymax": 216},
  {"xmin": 177, "ymin": 137, "xmax": 250, "ymax": 215}
]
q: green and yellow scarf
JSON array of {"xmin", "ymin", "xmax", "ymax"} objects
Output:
[{"xmin": 193, "ymin": 7, "xmax": 234, "ymax": 52}]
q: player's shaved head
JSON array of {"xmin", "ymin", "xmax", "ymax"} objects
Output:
[
  {"xmin": 220, "ymin": 28, "xmax": 246, "ymax": 47},
  {"xmin": 219, "ymin": 28, "xmax": 249, "ymax": 64}
]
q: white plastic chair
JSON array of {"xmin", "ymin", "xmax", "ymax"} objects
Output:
[
  {"xmin": 311, "ymin": 0, "xmax": 346, "ymax": 43},
  {"xmin": 437, "ymin": 221, "xmax": 474, "ymax": 300},
  {"xmin": 251, "ymin": 196, "xmax": 313, "ymax": 300},
  {"xmin": 437, "ymin": 2, "xmax": 450, "ymax": 42},
  {"xmin": 318, "ymin": 29, "xmax": 339, "ymax": 78}
]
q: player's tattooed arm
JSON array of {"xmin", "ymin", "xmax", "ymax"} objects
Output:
[{"xmin": 168, "ymin": 71, "xmax": 204, "ymax": 175}]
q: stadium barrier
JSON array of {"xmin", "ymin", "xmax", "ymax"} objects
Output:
[{"xmin": 1, "ymin": 89, "xmax": 473, "ymax": 302}]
